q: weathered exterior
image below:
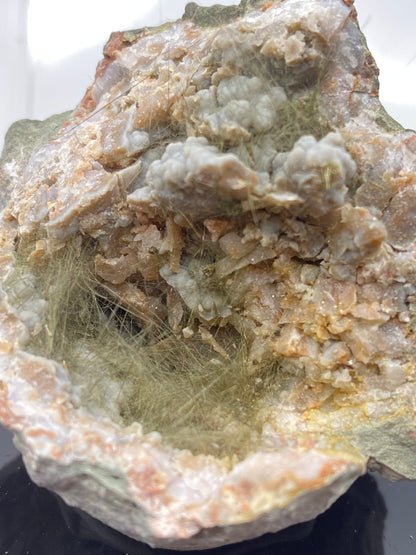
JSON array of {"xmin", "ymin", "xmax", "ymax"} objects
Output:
[{"xmin": 0, "ymin": 0, "xmax": 415, "ymax": 549}]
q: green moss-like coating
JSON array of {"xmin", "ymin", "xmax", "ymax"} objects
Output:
[
  {"xmin": 0, "ymin": 112, "xmax": 71, "ymax": 210},
  {"xmin": 182, "ymin": 0, "xmax": 279, "ymax": 27}
]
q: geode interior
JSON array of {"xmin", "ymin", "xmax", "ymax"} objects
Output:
[{"xmin": 0, "ymin": 0, "xmax": 415, "ymax": 549}]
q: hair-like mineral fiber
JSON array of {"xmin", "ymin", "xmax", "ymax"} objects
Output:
[
  {"xmin": 8, "ymin": 4, "xmax": 334, "ymax": 464},
  {"xmin": 10, "ymin": 236, "xmax": 286, "ymax": 463}
]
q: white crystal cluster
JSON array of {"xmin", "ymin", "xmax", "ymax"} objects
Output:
[
  {"xmin": 188, "ymin": 75, "xmax": 287, "ymax": 143},
  {"xmin": 0, "ymin": 0, "xmax": 416, "ymax": 550},
  {"xmin": 273, "ymin": 132, "xmax": 356, "ymax": 216},
  {"xmin": 129, "ymin": 136, "xmax": 257, "ymax": 218}
]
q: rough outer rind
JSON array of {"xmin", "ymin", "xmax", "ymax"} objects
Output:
[{"xmin": 0, "ymin": 0, "xmax": 415, "ymax": 549}]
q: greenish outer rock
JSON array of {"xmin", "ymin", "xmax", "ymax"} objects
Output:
[{"xmin": 0, "ymin": 0, "xmax": 416, "ymax": 549}]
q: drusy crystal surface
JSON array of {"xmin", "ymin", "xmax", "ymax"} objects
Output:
[{"xmin": 0, "ymin": 0, "xmax": 415, "ymax": 549}]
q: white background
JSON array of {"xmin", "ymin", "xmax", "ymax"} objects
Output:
[{"xmin": 1, "ymin": 0, "xmax": 416, "ymax": 153}]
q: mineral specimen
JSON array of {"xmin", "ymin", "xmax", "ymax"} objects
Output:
[{"xmin": 0, "ymin": 0, "xmax": 415, "ymax": 549}]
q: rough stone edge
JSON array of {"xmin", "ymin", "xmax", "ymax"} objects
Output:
[{"xmin": 21, "ymin": 445, "xmax": 364, "ymax": 550}]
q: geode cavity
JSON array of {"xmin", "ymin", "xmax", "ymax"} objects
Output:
[{"xmin": 0, "ymin": 0, "xmax": 415, "ymax": 549}]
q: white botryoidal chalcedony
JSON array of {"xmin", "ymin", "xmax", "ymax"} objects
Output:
[{"xmin": 0, "ymin": 0, "xmax": 415, "ymax": 550}]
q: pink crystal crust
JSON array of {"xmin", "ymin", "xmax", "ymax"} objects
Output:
[{"xmin": 0, "ymin": 0, "xmax": 415, "ymax": 549}]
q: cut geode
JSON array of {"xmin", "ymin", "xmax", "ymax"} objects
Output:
[{"xmin": 0, "ymin": 0, "xmax": 415, "ymax": 549}]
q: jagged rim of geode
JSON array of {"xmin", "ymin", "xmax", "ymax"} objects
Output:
[
  {"xmin": 0, "ymin": 0, "xmax": 414, "ymax": 548},
  {"xmin": 0, "ymin": 215, "xmax": 365, "ymax": 544}
]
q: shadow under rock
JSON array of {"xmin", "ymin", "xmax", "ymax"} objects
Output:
[{"xmin": 0, "ymin": 456, "xmax": 386, "ymax": 555}]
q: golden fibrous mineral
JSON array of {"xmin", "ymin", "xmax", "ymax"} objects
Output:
[{"xmin": 0, "ymin": 0, "xmax": 415, "ymax": 549}]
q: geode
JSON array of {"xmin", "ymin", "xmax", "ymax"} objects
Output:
[{"xmin": 0, "ymin": 0, "xmax": 415, "ymax": 549}]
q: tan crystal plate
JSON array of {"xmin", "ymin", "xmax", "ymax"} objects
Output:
[{"xmin": 0, "ymin": 0, "xmax": 415, "ymax": 549}]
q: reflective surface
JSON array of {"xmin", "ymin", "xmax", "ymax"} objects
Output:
[{"xmin": 0, "ymin": 430, "xmax": 415, "ymax": 555}]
